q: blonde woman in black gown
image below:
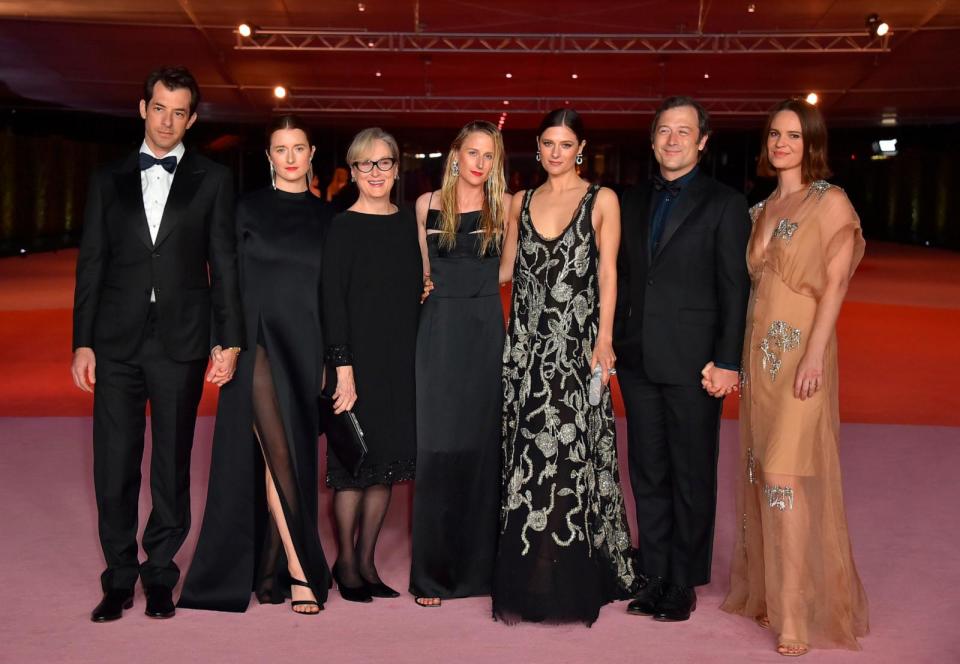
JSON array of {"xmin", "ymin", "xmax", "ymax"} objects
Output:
[
  {"xmin": 493, "ymin": 109, "xmax": 639, "ymax": 625},
  {"xmin": 409, "ymin": 121, "xmax": 512, "ymax": 607},
  {"xmin": 180, "ymin": 115, "xmax": 331, "ymax": 615}
]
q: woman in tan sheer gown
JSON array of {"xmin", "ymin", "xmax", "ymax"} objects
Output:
[{"xmin": 719, "ymin": 99, "xmax": 869, "ymax": 656}]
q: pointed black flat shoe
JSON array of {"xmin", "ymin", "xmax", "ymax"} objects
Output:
[
  {"xmin": 363, "ymin": 579, "xmax": 400, "ymax": 599},
  {"xmin": 332, "ymin": 566, "xmax": 373, "ymax": 603},
  {"xmin": 91, "ymin": 589, "xmax": 134, "ymax": 622}
]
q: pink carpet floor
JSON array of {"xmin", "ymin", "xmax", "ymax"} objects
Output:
[{"xmin": 1, "ymin": 417, "xmax": 958, "ymax": 664}]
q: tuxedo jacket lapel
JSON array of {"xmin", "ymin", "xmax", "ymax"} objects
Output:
[
  {"xmin": 113, "ymin": 152, "xmax": 153, "ymax": 251},
  {"xmin": 653, "ymin": 173, "xmax": 706, "ymax": 261},
  {"xmin": 154, "ymin": 151, "xmax": 206, "ymax": 248}
]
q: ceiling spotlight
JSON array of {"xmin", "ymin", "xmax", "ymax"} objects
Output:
[
  {"xmin": 866, "ymin": 14, "xmax": 890, "ymax": 38},
  {"xmin": 505, "ymin": 73, "xmax": 513, "ymax": 79},
  {"xmin": 237, "ymin": 23, "xmax": 252, "ymax": 37},
  {"xmin": 375, "ymin": 71, "xmax": 382, "ymax": 77},
  {"xmin": 367, "ymin": 41, "xmax": 375, "ymax": 47},
  {"xmin": 273, "ymin": 86, "xmax": 287, "ymax": 99},
  {"xmin": 571, "ymin": 73, "xmax": 579, "ymax": 79},
  {"xmin": 747, "ymin": 3, "xmax": 755, "ymax": 12},
  {"xmin": 503, "ymin": 100, "xmax": 510, "ymax": 105},
  {"xmin": 703, "ymin": 73, "xmax": 710, "ymax": 79},
  {"xmin": 357, "ymin": 2, "xmax": 366, "ymax": 11},
  {"xmin": 805, "ymin": 92, "xmax": 819, "ymax": 105}
]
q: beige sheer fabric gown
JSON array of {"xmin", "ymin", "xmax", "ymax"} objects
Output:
[{"xmin": 721, "ymin": 181, "xmax": 869, "ymax": 650}]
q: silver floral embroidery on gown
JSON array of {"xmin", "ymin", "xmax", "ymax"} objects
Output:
[{"xmin": 497, "ymin": 185, "xmax": 638, "ymax": 621}]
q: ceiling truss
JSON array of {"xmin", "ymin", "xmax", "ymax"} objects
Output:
[
  {"xmin": 276, "ymin": 95, "xmax": 782, "ymax": 116},
  {"xmin": 238, "ymin": 29, "xmax": 893, "ymax": 54}
]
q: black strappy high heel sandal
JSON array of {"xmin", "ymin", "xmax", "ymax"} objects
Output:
[{"xmin": 290, "ymin": 578, "xmax": 322, "ymax": 615}]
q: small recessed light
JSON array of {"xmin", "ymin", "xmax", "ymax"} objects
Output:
[
  {"xmin": 375, "ymin": 71, "xmax": 382, "ymax": 77},
  {"xmin": 357, "ymin": 2, "xmax": 366, "ymax": 11},
  {"xmin": 704, "ymin": 73, "xmax": 710, "ymax": 79},
  {"xmin": 238, "ymin": 23, "xmax": 252, "ymax": 37},
  {"xmin": 747, "ymin": 3, "xmax": 755, "ymax": 13},
  {"xmin": 503, "ymin": 100, "xmax": 510, "ymax": 105},
  {"xmin": 505, "ymin": 73, "xmax": 513, "ymax": 79},
  {"xmin": 571, "ymin": 73, "xmax": 579, "ymax": 79},
  {"xmin": 274, "ymin": 86, "xmax": 287, "ymax": 99},
  {"xmin": 805, "ymin": 92, "xmax": 819, "ymax": 105}
]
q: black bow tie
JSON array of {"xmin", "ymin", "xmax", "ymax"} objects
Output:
[
  {"xmin": 652, "ymin": 174, "xmax": 681, "ymax": 197},
  {"xmin": 139, "ymin": 152, "xmax": 178, "ymax": 174}
]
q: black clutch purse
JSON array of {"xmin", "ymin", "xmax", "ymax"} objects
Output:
[{"xmin": 318, "ymin": 366, "xmax": 367, "ymax": 477}]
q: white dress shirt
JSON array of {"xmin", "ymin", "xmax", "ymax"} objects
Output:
[{"xmin": 140, "ymin": 140, "xmax": 185, "ymax": 302}]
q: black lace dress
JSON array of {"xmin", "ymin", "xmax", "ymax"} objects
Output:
[
  {"xmin": 493, "ymin": 184, "xmax": 639, "ymax": 626},
  {"xmin": 321, "ymin": 208, "xmax": 422, "ymax": 488}
]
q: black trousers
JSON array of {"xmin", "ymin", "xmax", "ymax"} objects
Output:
[
  {"xmin": 618, "ymin": 363, "xmax": 723, "ymax": 588},
  {"xmin": 92, "ymin": 306, "xmax": 206, "ymax": 592}
]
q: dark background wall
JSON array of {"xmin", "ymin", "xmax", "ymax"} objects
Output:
[{"xmin": 1, "ymin": 107, "xmax": 957, "ymax": 255}]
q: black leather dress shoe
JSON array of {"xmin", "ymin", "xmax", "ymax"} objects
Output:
[
  {"xmin": 144, "ymin": 585, "xmax": 176, "ymax": 619},
  {"xmin": 627, "ymin": 576, "xmax": 666, "ymax": 616},
  {"xmin": 653, "ymin": 584, "xmax": 696, "ymax": 622},
  {"xmin": 363, "ymin": 579, "xmax": 400, "ymax": 599},
  {"xmin": 91, "ymin": 589, "xmax": 134, "ymax": 622}
]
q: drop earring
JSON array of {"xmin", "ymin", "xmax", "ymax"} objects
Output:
[
  {"xmin": 269, "ymin": 162, "xmax": 277, "ymax": 190},
  {"xmin": 576, "ymin": 153, "xmax": 584, "ymax": 166},
  {"xmin": 452, "ymin": 160, "xmax": 460, "ymax": 177},
  {"xmin": 535, "ymin": 151, "xmax": 541, "ymax": 162}
]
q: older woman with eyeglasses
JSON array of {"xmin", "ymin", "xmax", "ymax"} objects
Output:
[{"xmin": 322, "ymin": 127, "xmax": 423, "ymax": 603}]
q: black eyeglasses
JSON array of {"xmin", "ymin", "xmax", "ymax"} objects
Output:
[{"xmin": 351, "ymin": 157, "xmax": 397, "ymax": 173}]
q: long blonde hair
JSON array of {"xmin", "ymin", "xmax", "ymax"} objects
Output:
[{"xmin": 437, "ymin": 121, "xmax": 506, "ymax": 255}]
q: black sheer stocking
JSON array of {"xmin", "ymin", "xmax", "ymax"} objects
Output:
[
  {"xmin": 357, "ymin": 484, "xmax": 391, "ymax": 584},
  {"xmin": 332, "ymin": 489, "xmax": 363, "ymax": 586},
  {"xmin": 332, "ymin": 484, "xmax": 392, "ymax": 586},
  {"xmin": 251, "ymin": 345, "xmax": 318, "ymax": 607}
]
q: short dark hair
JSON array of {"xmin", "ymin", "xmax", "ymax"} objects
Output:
[
  {"xmin": 143, "ymin": 66, "xmax": 201, "ymax": 115},
  {"xmin": 757, "ymin": 98, "xmax": 831, "ymax": 182},
  {"xmin": 650, "ymin": 96, "xmax": 711, "ymax": 142},
  {"xmin": 266, "ymin": 114, "xmax": 313, "ymax": 147},
  {"xmin": 538, "ymin": 108, "xmax": 585, "ymax": 143}
]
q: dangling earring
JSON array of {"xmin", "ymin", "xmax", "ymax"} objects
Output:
[
  {"xmin": 306, "ymin": 165, "xmax": 314, "ymax": 191},
  {"xmin": 535, "ymin": 151, "xmax": 541, "ymax": 162},
  {"xmin": 452, "ymin": 160, "xmax": 460, "ymax": 177},
  {"xmin": 576, "ymin": 153, "xmax": 584, "ymax": 166},
  {"xmin": 269, "ymin": 162, "xmax": 277, "ymax": 190}
]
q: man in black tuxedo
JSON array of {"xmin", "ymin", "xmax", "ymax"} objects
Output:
[
  {"xmin": 614, "ymin": 96, "xmax": 750, "ymax": 621},
  {"xmin": 71, "ymin": 66, "xmax": 243, "ymax": 622}
]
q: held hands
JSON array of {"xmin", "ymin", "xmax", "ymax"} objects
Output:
[
  {"xmin": 420, "ymin": 273, "xmax": 434, "ymax": 304},
  {"xmin": 589, "ymin": 338, "xmax": 617, "ymax": 386},
  {"xmin": 333, "ymin": 365, "xmax": 358, "ymax": 414},
  {"xmin": 794, "ymin": 351, "xmax": 824, "ymax": 401},
  {"xmin": 700, "ymin": 362, "xmax": 739, "ymax": 398},
  {"xmin": 206, "ymin": 345, "xmax": 239, "ymax": 387},
  {"xmin": 71, "ymin": 347, "xmax": 97, "ymax": 393}
]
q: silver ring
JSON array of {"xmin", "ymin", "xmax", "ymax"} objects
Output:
[{"xmin": 608, "ymin": 368, "xmax": 617, "ymax": 375}]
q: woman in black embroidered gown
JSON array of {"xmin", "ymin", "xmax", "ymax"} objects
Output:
[
  {"xmin": 180, "ymin": 115, "xmax": 331, "ymax": 614},
  {"xmin": 409, "ymin": 121, "xmax": 512, "ymax": 607},
  {"xmin": 322, "ymin": 128, "xmax": 422, "ymax": 602},
  {"xmin": 493, "ymin": 109, "xmax": 639, "ymax": 626}
]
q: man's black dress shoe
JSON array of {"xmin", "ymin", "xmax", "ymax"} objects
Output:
[
  {"xmin": 627, "ymin": 576, "xmax": 666, "ymax": 616},
  {"xmin": 144, "ymin": 585, "xmax": 176, "ymax": 619},
  {"xmin": 653, "ymin": 584, "xmax": 696, "ymax": 622},
  {"xmin": 91, "ymin": 589, "xmax": 134, "ymax": 622}
]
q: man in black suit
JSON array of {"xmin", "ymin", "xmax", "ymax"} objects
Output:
[
  {"xmin": 71, "ymin": 66, "xmax": 243, "ymax": 622},
  {"xmin": 614, "ymin": 96, "xmax": 750, "ymax": 621}
]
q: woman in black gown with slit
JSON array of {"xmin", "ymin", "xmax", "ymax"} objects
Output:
[
  {"xmin": 179, "ymin": 115, "xmax": 331, "ymax": 614},
  {"xmin": 409, "ymin": 121, "xmax": 511, "ymax": 607}
]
